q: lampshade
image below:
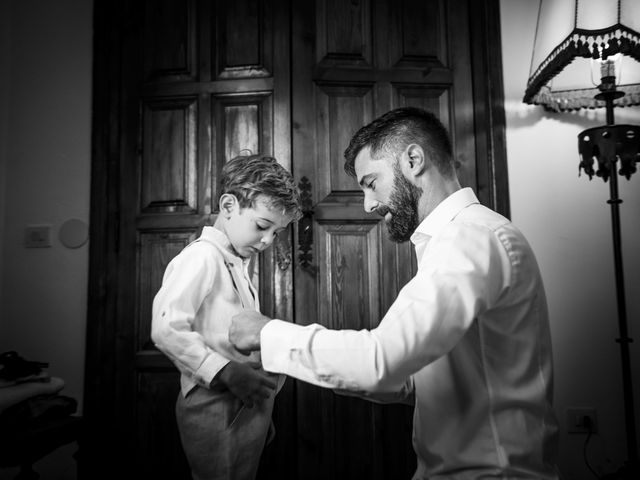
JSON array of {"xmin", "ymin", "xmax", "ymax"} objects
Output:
[{"xmin": 524, "ymin": 0, "xmax": 640, "ymax": 112}]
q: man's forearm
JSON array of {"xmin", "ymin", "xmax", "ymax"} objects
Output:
[{"xmin": 260, "ymin": 319, "xmax": 409, "ymax": 393}]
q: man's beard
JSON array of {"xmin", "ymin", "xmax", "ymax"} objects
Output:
[{"xmin": 380, "ymin": 165, "xmax": 422, "ymax": 243}]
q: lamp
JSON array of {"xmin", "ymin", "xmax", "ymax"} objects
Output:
[{"xmin": 524, "ymin": 0, "xmax": 640, "ymax": 478}]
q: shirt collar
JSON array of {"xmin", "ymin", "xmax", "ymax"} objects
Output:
[
  {"xmin": 200, "ymin": 226, "xmax": 250, "ymax": 264},
  {"xmin": 410, "ymin": 187, "xmax": 479, "ymax": 245}
]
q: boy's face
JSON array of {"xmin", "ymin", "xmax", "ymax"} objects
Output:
[{"xmin": 222, "ymin": 194, "xmax": 293, "ymax": 259}]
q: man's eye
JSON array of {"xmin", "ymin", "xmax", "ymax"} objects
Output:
[
  {"xmin": 368, "ymin": 181, "xmax": 375, "ymax": 191},
  {"xmin": 256, "ymin": 224, "xmax": 268, "ymax": 231}
]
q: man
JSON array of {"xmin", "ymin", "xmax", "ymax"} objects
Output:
[{"xmin": 229, "ymin": 107, "xmax": 559, "ymax": 479}]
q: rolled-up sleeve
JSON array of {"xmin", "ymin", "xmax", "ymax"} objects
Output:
[{"xmin": 151, "ymin": 246, "xmax": 230, "ymax": 387}]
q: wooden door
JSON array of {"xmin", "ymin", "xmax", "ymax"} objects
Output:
[
  {"xmin": 86, "ymin": 1, "xmax": 507, "ymax": 479},
  {"xmin": 287, "ymin": 1, "xmax": 506, "ymax": 478},
  {"xmin": 87, "ymin": 0, "xmax": 293, "ymax": 478}
]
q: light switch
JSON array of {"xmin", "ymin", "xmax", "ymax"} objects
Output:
[{"xmin": 24, "ymin": 225, "xmax": 52, "ymax": 248}]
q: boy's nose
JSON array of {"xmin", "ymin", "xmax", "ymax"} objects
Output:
[{"xmin": 260, "ymin": 231, "xmax": 276, "ymax": 246}]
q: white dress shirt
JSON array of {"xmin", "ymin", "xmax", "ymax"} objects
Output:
[
  {"xmin": 260, "ymin": 188, "xmax": 559, "ymax": 479},
  {"xmin": 152, "ymin": 226, "xmax": 260, "ymax": 396}
]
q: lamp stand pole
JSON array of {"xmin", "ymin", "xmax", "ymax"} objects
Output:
[{"xmin": 597, "ymin": 91, "xmax": 639, "ymax": 479}]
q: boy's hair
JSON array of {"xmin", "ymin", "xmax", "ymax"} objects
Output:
[
  {"xmin": 343, "ymin": 107, "xmax": 455, "ymax": 179},
  {"xmin": 221, "ymin": 154, "xmax": 302, "ymax": 220}
]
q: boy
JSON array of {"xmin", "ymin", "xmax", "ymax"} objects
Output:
[{"xmin": 151, "ymin": 154, "xmax": 301, "ymax": 480}]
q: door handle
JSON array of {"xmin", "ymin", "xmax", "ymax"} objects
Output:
[{"xmin": 297, "ymin": 176, "xmax": 314, "ymax": 270}]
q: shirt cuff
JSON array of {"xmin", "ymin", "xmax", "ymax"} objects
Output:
[
  {"xmin": 194, "ymin": 351, "xmax": 230, "ymax": 388},
  {"xmin": 261, "ymin": 319, "xmax": 309, "ymax": 375}
]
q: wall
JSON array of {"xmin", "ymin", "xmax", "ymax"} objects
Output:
[
  {"xmin": 0, "ymin": 1, "xmax": 639, "ymax": 480},
  {"xmin": 0, "ymin": 0, "xmax": 10, "ymax": 315},
  {"xmin": 0, "ymin": 1, "xmax": 93, "ymax": 479},
  {"xmin": 500, "ymin": 1, "xmax": 640, "ymax": 479}
]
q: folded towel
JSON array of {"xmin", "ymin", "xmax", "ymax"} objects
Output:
[
  {"xmin": 0, "ymin": 393, "xmax": 77, "ymax": 430},
  {"xmin": 0, "ymin": 377, "xmax": 65, "ymax": 413},
  {"xmin": 0, "ymin": 371, "xmax": 51, "ymax": 388}
]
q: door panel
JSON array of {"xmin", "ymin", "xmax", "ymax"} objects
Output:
[
  {"xmin": 136, "ymin": 371, "xmax": 188, "ymax": 479},
  {"xmin": 86, "ymin": 1, "xmax": 507, "ymax": 479},
  {"xmin": 291, "ymin": 0, "xmax": 479, "ymax": 478},
  {"xmin": 137, "ymin": 231, "xmax": 197, "ymax": 352},
  {"xmin": 140, "ymin": 97, "xmax": 198, "ymax": 213},
  {"xmin": 316, "ymin": 83, "xmax": 375, "ymax": 193},
  {"xmin": 318, "ymin": 222, "xmax": 381, "ymax": 330},
  {"xmin": 143, "ymin": 0, "xmax": 198, "ymax": 82}
]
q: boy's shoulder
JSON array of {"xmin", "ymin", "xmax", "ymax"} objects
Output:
[{"xmin": 179, "ymin": 227, "xmax": 235, "ymax": 264}]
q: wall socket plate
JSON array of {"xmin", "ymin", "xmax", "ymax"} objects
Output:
[
  {"xmin": 24, "ymin": 224, "xmax": 52, "ymax": 248},
  {"xmin": 566, "ymin": 407, "xmax": 597, "ymax": 434}
]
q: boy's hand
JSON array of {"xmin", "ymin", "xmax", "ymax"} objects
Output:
[
  {"xmin": 215, "ymin": 361, "xmax": 276, "ymax": 408},
  {"xmin": 229, "ymin": 310, "xmax": 271, "ymax": 352}
]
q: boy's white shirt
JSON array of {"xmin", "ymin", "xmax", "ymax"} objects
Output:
[{"xmin": 151, "ymin": 226, "xmax": 261, "ymax": 396}]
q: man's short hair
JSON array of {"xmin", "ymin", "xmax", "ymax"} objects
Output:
[
  {"xmin": 344, "ymin": 107, "xmax": 454, "ymax": 179},
  {"xmin": 221, "ymin": 154, "xmax": 302, "ymax": 220}
]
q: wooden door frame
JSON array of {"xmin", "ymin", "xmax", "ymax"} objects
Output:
[
  {"xmin": 83, "ymin": 0, "xmax": 508, "ymax": 474},
  {"xmin": 83, "ymin": 0, "xmax": 126, "ymax": 473},
  {"xmin": 468, "ymin": 0, "xmax": 510, "ymax": 217}
]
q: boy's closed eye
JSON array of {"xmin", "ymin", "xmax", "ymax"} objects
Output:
[{"xmin": 256, "ymin": 218, "xmax": 288, "ymax": 233}]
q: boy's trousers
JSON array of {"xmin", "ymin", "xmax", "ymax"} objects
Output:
[{"xmin": 176, "ymin": 377, "xmax": 283, "ymax": 480}]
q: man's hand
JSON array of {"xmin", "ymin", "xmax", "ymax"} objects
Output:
[
  {"xmin": 215, "ymin": 361, "xmax": 276, "ymax": 408},
  {"xmin": 229, "ymin": 310, "xmax": 271, "ymax": 352}
]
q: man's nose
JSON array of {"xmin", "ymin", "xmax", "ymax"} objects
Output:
[{"xmin": 363, "ymin": 194, "xmax": 379, "ymax": 213}]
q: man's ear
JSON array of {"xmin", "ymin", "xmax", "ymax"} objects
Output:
[
  {"xmin": 403, "ymin": 144, "xmax": 427, "ymax": 178},
  {"xmin": 219, "ymin": 193, "xmax": 239, "ymax": 218}
]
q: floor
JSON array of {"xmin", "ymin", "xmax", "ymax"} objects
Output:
[{"xmin": 0, "ymin": 443, "xmax": 78, "ymax": 480}]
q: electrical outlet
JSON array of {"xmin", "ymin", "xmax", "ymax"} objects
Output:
[
  {"xmin": 566, "ymin": 407, "xmax": 597, "ymax": 434},
  {"xmin": 24, "ymin": 225, "xmax": 52, "ymax": 248}
]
